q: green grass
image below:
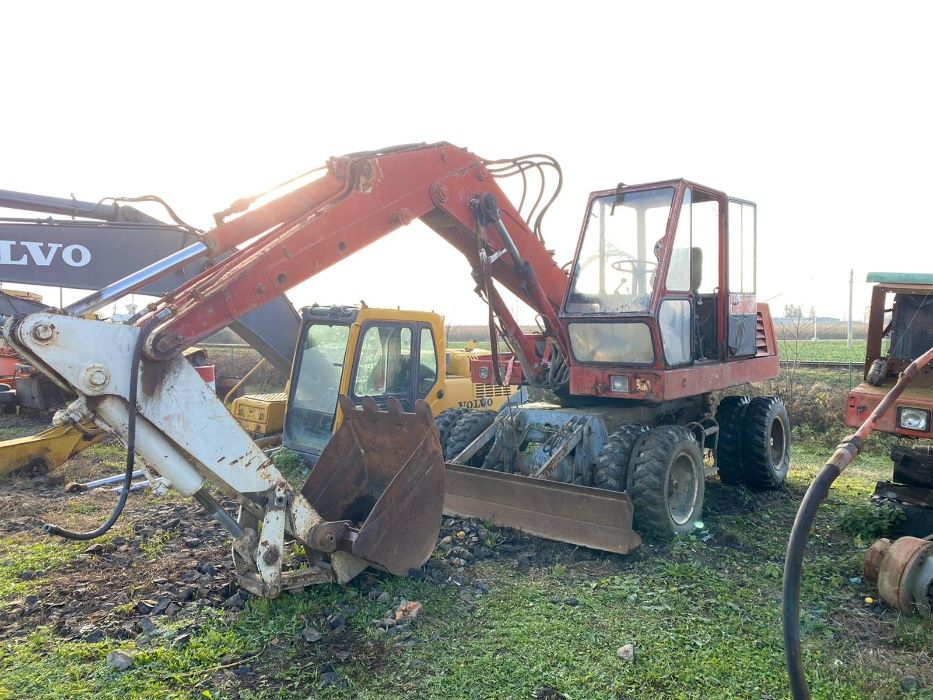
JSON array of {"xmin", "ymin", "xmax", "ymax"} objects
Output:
[
  {"xmin": 0, "ymin": 426, "xmax": 30, "ymax": 440},
  {"xmin": 0, "ymin": 442, "xmax": 929, "ymax": 699},
  {"xmin": 139, "ymin": 530, "xmax": 173, "ymax": 559},
  {"xmin": 0, "ymin": 609, "xmax": 244, "ymax": 700},
  {"xmin": 0, "ymin": 536, "xmax": 90, "ymax": 602},
  {"xmin": 343, "ymin": 451, "xmax": 929, "ymax": 700},
  {"xmin": 82, "ymin": 442, "xmax": 127, "ymax": 462},
  {"xmin": 778, "ymin": 339, "xmax": 867, "ymax": 363},
  {"xmin": 457, "ymin": 338, "xmax": 870, "ymax": 365}
]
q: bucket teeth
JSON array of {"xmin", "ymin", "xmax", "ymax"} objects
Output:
[{"xmin": 340, "ymin": 395, "xmax": 406, "ymax": 424}]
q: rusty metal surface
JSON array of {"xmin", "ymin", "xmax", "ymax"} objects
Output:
[
  {"xmin": 874, "ymin": 536, "xmax": 933, "ymax": 616},
  {"xmin": 301, "ymin": 395, "xmax": 444, "ymax": 576},
  {"xmin": 444, "ymin": 463, "xmax": 641, "ymax": 554},
  {"xmin": 863, "ymin": 538, "xmax": 891, "ymax": 584}
]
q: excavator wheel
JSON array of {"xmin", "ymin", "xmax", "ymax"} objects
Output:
[
  {"xmin": 435, "ymin": 408, "xmax": 468, "ymax": 453},
  {"xmin": 593, "ymin": 424, "xmax": 649, "ymax": 492},
  {"xmin": 714, "ymin": 396, "xmax": 750, "ymax": 485},
  {"xmin": 741, "ymin": 396, "xmax": 791, "ymax": 490},
  {"xmin": 444, "ymin": 410, "xmax": 496, "ymax": 463},
  {"xmin": 629, "ymin": 425, "xmax": 705, "ymax": 539}
]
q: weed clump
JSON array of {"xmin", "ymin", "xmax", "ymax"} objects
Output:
[
  {"xmin": 837, "ymin": 502, "xmax": 906, "ymax": 541},
  {"xmin": 272, "ymin": 448, "xmax": 310, "ymax": 488}
]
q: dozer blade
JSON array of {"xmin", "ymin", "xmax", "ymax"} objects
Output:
[
  {"xmin": 0, "ymin": 422, "xmax": 105, "ymax": 477},
  {"xmin": 301, "ymin": 395, "xmax": 445, "ymax": 576},
  {"xmin": 444, "ymin": 464, "xmax": 642, "ymax": 555}
]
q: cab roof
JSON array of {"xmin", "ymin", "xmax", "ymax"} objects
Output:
[{"xmin": 866, "ymin": 272, "xmax": 933, "ymax": 285}]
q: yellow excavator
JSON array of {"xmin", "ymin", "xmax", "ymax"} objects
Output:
[
  {"xmin": 231, "ymin": 304, "xmax": 523, "ymax": 454},
  {"xmin": 0, "ymin": 421, "xmax": 106, "ymax": 476}
]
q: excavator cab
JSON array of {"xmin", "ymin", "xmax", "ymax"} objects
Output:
[{"xmin": 562, "ymin": 181, "xmax": 764, "ymax": 400}]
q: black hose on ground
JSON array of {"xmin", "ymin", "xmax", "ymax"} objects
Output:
[
  {"xmin": 781, "ymin": 459, "xmax": 844, "ymax": 699},
  {"xmin": 43, "ymin": 316, "xmax": 160, "ymax": 541}
]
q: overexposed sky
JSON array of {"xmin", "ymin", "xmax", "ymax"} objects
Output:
[{"xmin": 2, "ymin": 1, "xmax": 931, "ymax": 325}]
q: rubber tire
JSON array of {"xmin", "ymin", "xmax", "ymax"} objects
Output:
[
  {"xmin": 741, "ymin": 396, "xmax": 791, "ymax": 490},
  {"xmin": 714, "ymin": 396, "xmax": 750, "ymax": 485},
  {"xmin": 630, "ymin": 425, "xmax": 705, "ymax": 539},
  {"xmin": 593, "ymin": 424, "xmax": 649, "ymax": 491},
  {"xmin": 435, "ymin": 408, "xmax": 468, "ymax": 453},
  {"xmin": 444, "ymin": 410, "xmax": 496, "ymax": 462}
]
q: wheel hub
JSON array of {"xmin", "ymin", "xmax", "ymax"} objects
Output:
[
  {"xmin": 667, "ymin": 453, "xmax": 699, "ymax": 526},
  {"xmin": 769, "ymin": 418, "xmax": 787, "ymax": 466}
]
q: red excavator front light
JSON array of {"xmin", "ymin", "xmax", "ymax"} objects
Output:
[
  {"xmin": 897, "ymin": 406, "xmax": 930, "ymax": 432},
  {"xmin": 609, "ymin": 375, "xmax": 629, "ymax": 392}
]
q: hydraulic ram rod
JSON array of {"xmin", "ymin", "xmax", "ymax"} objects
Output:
[{"xmin": 65, "ymin": 241, "xmax": 208, "ymax": 317}]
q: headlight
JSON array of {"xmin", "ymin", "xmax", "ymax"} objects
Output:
[
  {"xmin": 897, "ymin": 407, "xmax": 930, "ymax": 432},
  {"xmin": 610, "ymin": 375, "xmax": 629, "ymax": 392}
]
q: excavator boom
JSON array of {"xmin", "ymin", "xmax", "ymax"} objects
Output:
[{"xmin": 136, "ymin": 143, "xmax": 569, "ymax": 383}]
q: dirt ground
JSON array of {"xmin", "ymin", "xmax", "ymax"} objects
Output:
[
  {"xmin": 0, "ymin": 418, "xmax": 559, "ymax": 681},
  {"xmin": 0, "ymin": 432, "xmax": 577, "ymax": 645},
  {"xmin": 0, "ymin": 414, "xmax": 930, "ymax": 699}
]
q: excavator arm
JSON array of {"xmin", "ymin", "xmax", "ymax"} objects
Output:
[
  {"xmin": 1, "ymin": 142, "xmax": 571, "ymax": 597},
  {"xmin": 148, "ymin": 143, "xmax": 569, "ymax": 376},
  {"xmin": 64, "ymin": 143, "xmax": 571, "ymax": 387}
]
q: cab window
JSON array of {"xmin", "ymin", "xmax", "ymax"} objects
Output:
[
  {"xmin": 666, "ymin": 187, "xmax": 719, "ymax": 294},
  {"xmin": 353, "ymin": 325, "xmax": 413, "ymax": 397},
  {"xmin": 418, "ymin": 327, "xmax": 438, "ymax": 396},
  {"xmin": 566, "ymin": 187, "xmax": 674, "ymax": 314},
  {"xmin": 728, "ymin": 200, "xmax": 756, "ymax": 293}
]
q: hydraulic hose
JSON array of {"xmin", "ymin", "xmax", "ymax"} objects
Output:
[
  {"xmin": 782, "ymin": 442, "xmax": 858, "ymax": 699},
  {"xmin": 782, "ymin": 345, "xmax": 933, "ymax": 699},
  {"xmin": 43, "ymin": 315, "xmax": 163, "ymax": 540}
]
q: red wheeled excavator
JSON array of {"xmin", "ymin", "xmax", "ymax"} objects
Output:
[{"xmin": 1, "ymin": 143, "xmax": 790, "ymax": 597}]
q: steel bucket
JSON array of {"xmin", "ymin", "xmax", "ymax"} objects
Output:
[{"xmin": 301, "ymin": 395, "xmax": 444, "ymax": 575}]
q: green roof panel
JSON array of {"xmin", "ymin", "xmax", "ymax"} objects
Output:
[{"xmin": 866, "ymin": 272, "xmax": 933, "ymax": 285}]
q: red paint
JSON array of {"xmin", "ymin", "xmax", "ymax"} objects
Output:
[
  {"xmin": 194, "ymin": 364, "xmax": 216, "ymax": 393},
  {"xmin": 0, "ymin": 348, "xmax": 17, "ymax": 383}
]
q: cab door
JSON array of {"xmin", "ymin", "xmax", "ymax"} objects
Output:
[
  {"xmin": 347, "ymin": 321, "xmax": 439, "ymax": 412},
  {"xmin": 349, "ymin": 322, "xmax": 416, "ymax": 411},
  {"xmin": 726, "ymin": 198, "xmax": 758, "ymax": 357}
]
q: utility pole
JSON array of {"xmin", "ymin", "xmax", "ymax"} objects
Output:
[{"xmin": 847, "ymin": 269, "xmax": 854, "ymax": 349}]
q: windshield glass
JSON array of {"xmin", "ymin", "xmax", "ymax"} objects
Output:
[
  {"xmin": 284, "ymin": 323, "xmax": 350, "ymax": 453},
  {"xmin": 565, "ymin": 187, "xmax": 675, "ymax": 314}
]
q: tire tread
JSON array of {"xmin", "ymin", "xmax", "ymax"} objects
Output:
[
  {"xmin": 741, "ymin": 396, "xmax": 791, "ymax": 490},
  {"xmin": 630, "ymin": 425, "xmax": 704, "ymax": 539},
  {"xmin": 593, "ymin": 424, "xmax": 649, "ymax": 491},
  {"xmin": 444, "ymin": 410, "xmax": 496, "ymax": 462},
  {"xmin": 715, "ymin": 396, "xmax": 750, "ymax": 484}
]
